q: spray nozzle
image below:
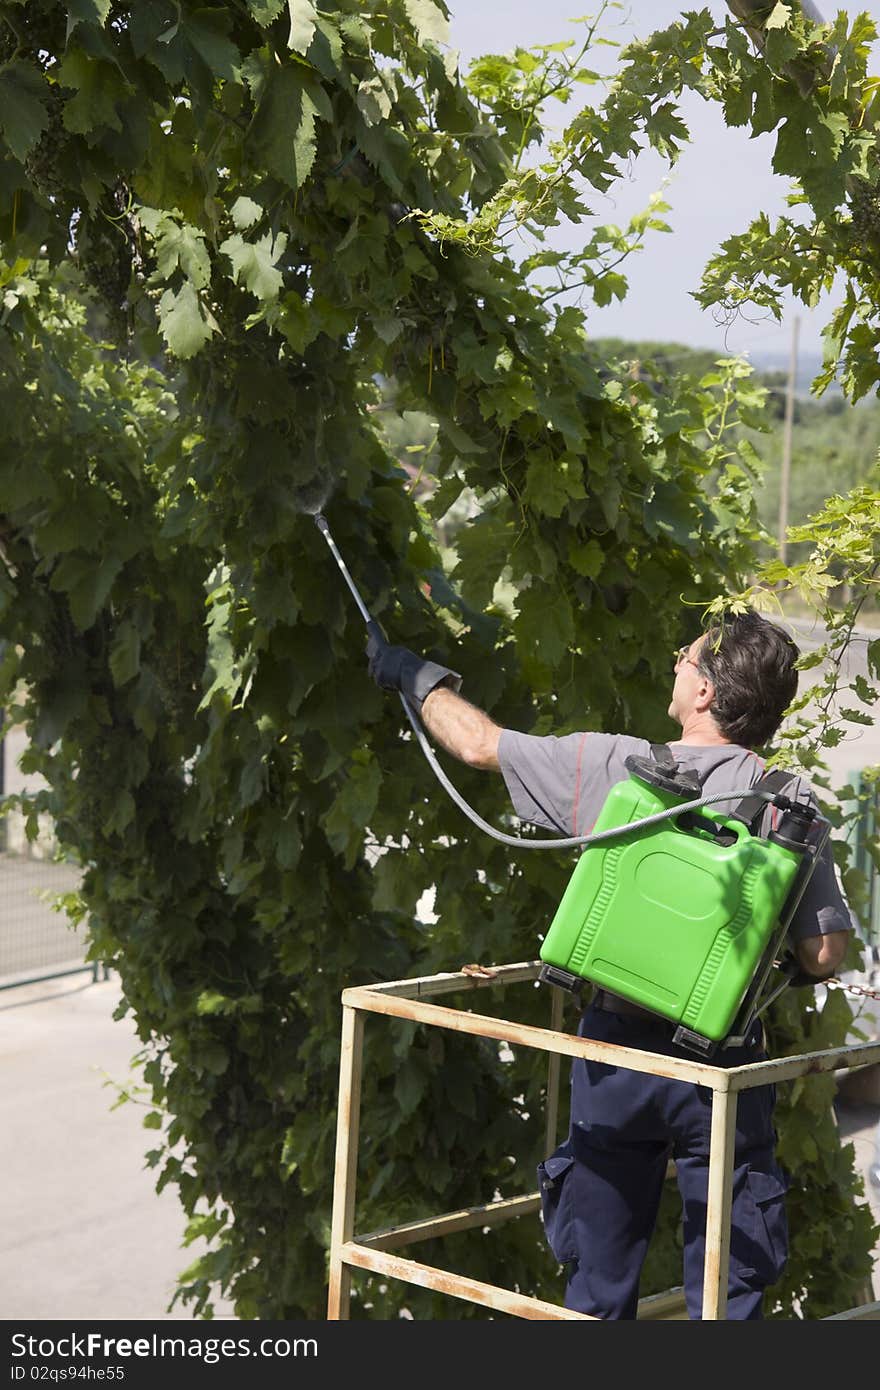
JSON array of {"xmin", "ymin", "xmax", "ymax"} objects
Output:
[{"xmin": 312, "ymin": 511, "xmax": 372, "ymax": 626}]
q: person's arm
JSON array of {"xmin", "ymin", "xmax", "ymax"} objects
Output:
[
  {"xmin": 420, "ymin": 686, "xmax": 502, "ymax": 770},
  {"xmin": 365, "ymin": 632, "xmax": 502, "ymax": 769},
  {"xmin": 775, "ymin": 774, "xmax": 855, "ymax": 983},
  {"xmin": 363, "ymin": 633, "xmax": 598, "ymax": 828},
  {"xmin": 792, "ymin": 928, "xmax": 850, "ymax": 979}
]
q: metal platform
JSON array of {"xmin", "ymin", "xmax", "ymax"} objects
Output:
[{"xmin": 328, "ymin": 961, "xmax": 880, "ymax": 1321}]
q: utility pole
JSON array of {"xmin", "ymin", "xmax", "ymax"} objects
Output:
[
  {"xmin": 778, "ymin": 314, "xmax": 800, "ymax": 566},
  {"xmin": 628, "ymin": 357, "xmax": 640, "ymax": 405}
]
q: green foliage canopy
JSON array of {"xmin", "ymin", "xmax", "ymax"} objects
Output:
[{"xmin": 0, "ymin": 0, "xmax": 876, "ymax": 1318}]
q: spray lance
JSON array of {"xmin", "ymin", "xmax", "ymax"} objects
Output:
[
  {"xmin": 312, "ymin": 508, "xmax": 831, "ymax": 1048},
  {"xmin": 312, "ymin": 511, "xmax": 802, "ymax": 850}
]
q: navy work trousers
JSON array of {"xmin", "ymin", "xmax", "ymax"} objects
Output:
[{"xmin": 537, "ymin": 1003, "xmax": 789, "ymax": 1320}]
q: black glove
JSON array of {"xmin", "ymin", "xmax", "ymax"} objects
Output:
[{"xmin": 366, "ymin": 622, "xmax": 462, "ymax": 714}]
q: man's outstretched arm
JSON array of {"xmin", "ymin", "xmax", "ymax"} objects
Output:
[
  {"xmin": 365, "ymin": 633, "xmax": 502, "ymax": 771},
  {"xmin": 420, "ymin": 686, "xmax": 502, "ymax": 771}
]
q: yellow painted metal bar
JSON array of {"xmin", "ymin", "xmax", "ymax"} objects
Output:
[
  {"xmin": 356, "ymin": 1194, "xmax": 542, "ymax": 1251},
  {"xmin": 702, "ymin": 1088, "xmax": 739, "ymax": 1320},
  {"xmin": 326, "ymin": 1006, "xmax": 365, "ymax": 1320},
  {"xmin": 544, "ymin": 985, "xmax": 566, "ymax": 1156},
  {"xmin": 341, "ymin": 1242, "xmax": 595, "ymax": 1319},
  {"xmin": 330, "ymin": 962, "xmax": 880, "ymax": 1323},
  {"xmin": 342, "ymin": 985, "xmax": 723, "ymax": 1088},
  {"xmin": 351, "ymin": 961, "xmax": 542, "ymax": 999},
  {"xmin": 724, "ymin": 1039, "xmax": 880, "ymax": 1091}
]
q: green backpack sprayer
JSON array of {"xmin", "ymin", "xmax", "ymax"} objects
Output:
[
  {"xmin": 313, "ymin": 511, "xmax": 829, "ymax": 1058},
  {"xmin": 538, "ymin": 744, "xmax": 828, "ymax": 1055}
]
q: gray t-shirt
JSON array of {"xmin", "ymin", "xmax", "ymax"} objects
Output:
[{"xmin": 498, "ymin": 729, "xmax": 853, "ymax": 943}]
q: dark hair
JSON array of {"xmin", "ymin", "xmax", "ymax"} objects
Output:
[{"xmin": 697, "ymin": 610, "xmax": 800, "ymax": 750}]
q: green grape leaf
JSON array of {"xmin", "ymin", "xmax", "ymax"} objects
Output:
[
  {"xmin": 569, "ymin": 539, "xmax": 604, "ymax": 579},
  {"xmin": 183, "ymin": 8, "xmax": 242, "ymax": 82},
  {"xmin": 140, "ymin": 210, "xmax": 212, "ymax": 290},
  {"xmin": 59, "ymin": 50, "xmax": 130, "ymax": 134},
  {"xmin": 246, "ymin": 0, "xmax": 285, "ymax": 23},
  {"xmin": 157, "ymin": 282, "xmax": 217, "ymax": 358},
  {"xmin": 287, "ymin": 0, "xmax": 318, "ymax": 54},
  {"xmin": 49, "ymin": 552, "xmax": 125, "ymax": 631},
  {"xmin": 109, "ymin": 621, "xmax": 142, "ymax": 688},
  {"xmin": 523, "ymin": 454, "xmax": 586, "ymax": 518},
  {"xmin": 765, "ymin": 3, "xmax": 792, "ymax": 30},
  {"xmin": 403, "ymin": 0, "xmax": 449, "ymax": 47},
  {"xmin": 322, "ymin": 754, "xmax": 381, "ymax": 868},
  {"xmin": 66, "ymin": 0, "xmax": 112, "ymax": 35},
  {"xmin": 230, "ymin": 195, "xmax": 264, "ymax": 230},
  {"xmin": 514, "ymin": 584, "xmax": 574, "ymax": 669},
  {"xmin": 450, "ymin": 511, "xmax": 514, "ymax": 609},
  {"xmin": 221, "ymin": 231, "xmax": 288, "ymax": 302},
  {"xmin": 0, "ymin": 60, "xmax": 50, "ymax": 161},
  {"xmin": 248, "ymin": 67, "xmax": 331, "ymax": 189}
]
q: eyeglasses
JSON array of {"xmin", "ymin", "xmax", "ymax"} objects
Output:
[{"xmin": 674, "ymin": 645, "xmax": 701, "ymax": 672}]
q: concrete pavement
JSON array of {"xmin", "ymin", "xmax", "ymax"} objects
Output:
[{"xmin": 1, "ymin": 973, "xmax": 235, "ymax": 1321}]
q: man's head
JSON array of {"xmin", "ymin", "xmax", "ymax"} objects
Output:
[{"xmin": 669, "ymin": 610, "xmax": 800, "ymax": 750}]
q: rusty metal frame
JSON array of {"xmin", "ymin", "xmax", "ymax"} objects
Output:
[{"xmin": 327, "ymin": 960, "xmax": 880, "ymax": 1322}]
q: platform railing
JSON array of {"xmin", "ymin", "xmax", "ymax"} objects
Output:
[{"xmin": 327, "ymin": 960, "xmax": 880, "ymax": 1322}]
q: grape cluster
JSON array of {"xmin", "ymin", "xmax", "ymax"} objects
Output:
[
  {"xmin": 23, "ymin": 81, "xmax": 71, "ymax": 203},
  {"xmin": 75, "ymin": 188, "xmax": 138, "ymax": 340},
  {"xmin": 847, "ymin": 177, "xmax": 880, "ymax": 262}
]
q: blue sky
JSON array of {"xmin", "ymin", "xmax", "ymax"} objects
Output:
[{"xmin": 444, "ymin": 2, "xmax": 880, "ymax": 367}]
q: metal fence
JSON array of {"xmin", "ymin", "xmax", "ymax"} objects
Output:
[
  {"xmin": 0, "ymin": 722, "xmax": 103, "ymax": 990},
  {"xmin": 0, "ymin": 841, "xmax": 96, "ymax": 991}
]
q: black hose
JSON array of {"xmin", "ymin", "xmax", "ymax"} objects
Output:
[{"xmin": 314, "ymin": 512, "xmax": 777, "ymax": 851}]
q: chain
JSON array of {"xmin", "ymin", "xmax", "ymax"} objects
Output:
[{"xmin": 823, "ymin": 978, "xmax": 880, "ymax": 1002}]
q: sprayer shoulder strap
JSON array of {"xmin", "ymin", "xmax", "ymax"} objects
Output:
[
  {"xmin": 650, "ymin": 744, "xmax": 793, "ymax": 832},
  {"xmin": 731, "ymin": 770, "xmax": 793, "ymax": 834}
]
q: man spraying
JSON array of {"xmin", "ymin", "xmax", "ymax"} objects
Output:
[{"xmin": 366, "ymin": 609, "xmax": 852, "ymax": 1320}]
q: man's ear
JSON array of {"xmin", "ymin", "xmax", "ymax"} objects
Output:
[{"xmin": 694, "ymin": 675, "xmax": 715, "ymax": 714}]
